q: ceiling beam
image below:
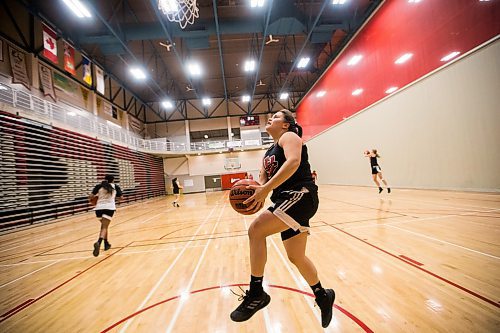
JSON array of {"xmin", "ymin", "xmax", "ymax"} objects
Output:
[{"xmin": 212, "ymin": 0, "xmax": 228, "ymax": 113}]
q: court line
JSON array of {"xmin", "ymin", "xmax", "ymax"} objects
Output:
[
  {"xmin": 386, "ymin": 224, "xmax": 500, "ymax": 260},
  {"xmin": 342, "ymin": 208, "xmax": 500, "ymax": 230},
  {"xmin": 164, "ymin": 201, "xmax": 227, "ymax": 333},
  {"xmin": 99, "ymin": 284, "xmax": 373, "ymax": 333},
  {"xmin": 0, "ymin": 261, "xmax": 58, "ymax": 288},
  {"xmin": 118, "ymin": 202, "xmax": 222, "ymax": 333},
  {"xmin": 329, "ymin": 225, "xmax": 500, "ymax": 309},
  {"xmin": 0, "ymin": 241, "xmax": 132, "ymax": 323}
]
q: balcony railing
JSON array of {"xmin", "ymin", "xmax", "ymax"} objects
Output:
[{"xmin": 0, "ymin": 83, "xmax": 270, "ymax": 153}]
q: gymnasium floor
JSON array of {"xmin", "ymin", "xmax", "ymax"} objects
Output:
[{"xmin": 0, "ymin": 185, "xmax": 499, "ymax": 332}]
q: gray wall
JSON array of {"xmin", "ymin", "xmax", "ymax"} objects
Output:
[{"xmin": 307, "ymin": 40, "xmax": 500, "ymax": 192}]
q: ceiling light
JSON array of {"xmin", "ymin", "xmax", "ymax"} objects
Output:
[
  {"xmin": 67, "ymin": 111, "xmax": 76, "ymax": 116},
  {"xmin": 158, "ymin": 0, "xmax": 179, "ymax": 14},
  {"xmin": 395, "ymin": 53, "xmax": 413, "ymax": 64},
  {"xmin": 297, "ymin": 57, "xmax": 310, "ymax": 69},
  {"xmin": 202, "ymin": 98, "xmax": 211, "ymax": 106},
  {"xmin": 352, "ymin": 88, "xmax": 363, "ymax": 96},
  {"xmin": 385, "ymin": 87, "xmax": 398, "ymax": 94},
  {"xmin": 440, "ymin": 51, "xmax": 460, "ymax": 62},
  {"xmin": 332, "ymin": 0, "xmax": 347, "ymax": 4},
  {"xmin": 242, "ymin": 95, "xmax": 251, "ymax": 102},
  {"xmin": 0, "ymin": 84, "xmax": 8, "ymax": 90},
  {"xmin": 130, "ymin": 67, "xmax": 147, "ymax": 80},
  {"xmin": 279, "ymin": 92, "xmax": 289, "ymax": 100},
  {"xmin": 62, "ymin": 0, "xmax": 92, "ymax": 18},
  {"xmin": 347, "ymin": 54, "xmax": 363, "ymax": 66},
  {"xmin": 408, "ymin": 0, "xmax": 422, "ymax": 3},
  {"xmin": 186, "ymin": 62, "xmax": 202, "ymax": 76},
  {"xmin": 316, "ymin": 90, "xmax": 326, "ymax": 97},
  {"xmin": 162, "ymin": 100, "xmax": 174, "ymax": 109},
  {"xmin": 244, "ymin": 60, "xmax": 256, "ymax": 72},
  {"xmin": 250, "ymin": 0, "xmax": 265, "ymax": 7}
]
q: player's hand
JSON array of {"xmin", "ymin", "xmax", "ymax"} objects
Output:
[{"xmin": 243, "ymin": 183, "xmax": 268, "ymax": 211}]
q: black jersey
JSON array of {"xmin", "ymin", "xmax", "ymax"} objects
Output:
[
  {"xmin": 370, "ymin": 156, "xmax": 378, "ymax": 167},
  {"xmin": 172, "ymin": 179, "xmax": 180, "ymax": 192},
  {"xmin": 263, "ymin": 142, "xmax": 317, "ymax": 202}
]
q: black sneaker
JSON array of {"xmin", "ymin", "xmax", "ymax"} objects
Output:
[
  {"xmin": 230, "ymin": 290, "xmax": 271, "ymax": 322},
  {"xmin": 378, "ymin": 187, "xmax": 383, "ymax": 193},
  {"xmin": 104, "ymin": 242, "xmax": 111, "ymax": 251},
  {"xmin": 93, "ymin": 242, "xmax": 100, "ymax": 257},
  {"xmin": 316, "ymin": 289, "xmax": 335, "ymax": 328},
  {"xmin": 388, "ymin": 188, "xmax": 391, "ymax": 193},
  {"xmin": 176, "ymin": 203, "xmax": 180, "ymax": 207}
]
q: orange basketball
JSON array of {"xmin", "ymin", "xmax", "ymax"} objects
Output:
[
  {"xmin": 229, "ymin": 179, "xmax": 261, "ymax": 215},
  {"xmin": 89, "ymin": 196, "xmax": 98, "ymax": 206}
]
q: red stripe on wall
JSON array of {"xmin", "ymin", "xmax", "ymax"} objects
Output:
[{"xmin": 297, "ymin": 1, "xmax": 500, "ymax": 140}]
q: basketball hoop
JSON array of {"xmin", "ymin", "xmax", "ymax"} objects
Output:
[{"xmin": 158, "ymin": 0, "xmax": 199, "ymax": 29}]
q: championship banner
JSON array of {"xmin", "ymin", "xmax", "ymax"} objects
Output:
[
  {"xmin": 82, "ymin": 56, "xmax": 92, "ymax": 86},
  {"xmin": 38, "ymin": 62, "xmax": 56, "ymax": 101},
  {"xmin": 0, "ymin": 39, "xmax": 4, "ymax": 62},
  {"xmin": 63, "ymin": 41, "xmax": 76, "ymax": 75},
  {"xmin": 95, "ymin": 65, "xmax": 104, "ymax": 94},
  {"xmin": 8, "ymin": 45, "xmax": 30, "ymax": 90},
  {"xmin": 42, "ymin": 23, "xmax": 58, "ymax": 64}
]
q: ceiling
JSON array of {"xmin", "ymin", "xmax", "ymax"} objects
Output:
[{"xmin": 22, "ymin": 0, "xmax": 381, "ymax": 112}]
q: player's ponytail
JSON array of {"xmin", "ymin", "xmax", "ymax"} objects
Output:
[
  {"xmin": 102, "ymin": 175, "xmax": 115, "ymax": 194},
  {"xmin": 280, "ymin": 109, "xmax": 303, "ymax": 138}
]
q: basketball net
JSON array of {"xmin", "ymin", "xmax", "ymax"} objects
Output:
[{"xmin": 158, "ymin": 0, "xmax": 199, "ymax": 29}]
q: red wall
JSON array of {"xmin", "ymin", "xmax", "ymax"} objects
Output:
[
  {"xmin": 221, "ymin": 172, "xmax": 247, "ymax": 190},
  {"xmin": 297, "ymin": 0, "xmax": 500, "ymax": 141}
]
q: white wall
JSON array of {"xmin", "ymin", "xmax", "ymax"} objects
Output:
[
  {"xmin": 186, "ymin": 150, "xmax": 264, "ymax": 176},
  {"xmin": 307, "ymin": 40, "xmax": 500, "ymax": 192}
]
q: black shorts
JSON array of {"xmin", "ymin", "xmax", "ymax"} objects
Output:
[
  {"xmin": 173, "ymin": 188, "xmax": 180, "ymax": 194},
  {"xmin": 95, "ymin": 210, "xmax": 115, "ymax": 220},
  {"xmin": 371, "ymin": 165, "xmax": 381, "ymax": 174},
  {"xmin": 268, "ymin": 187, "xmax": 319, "ymax": 241}
]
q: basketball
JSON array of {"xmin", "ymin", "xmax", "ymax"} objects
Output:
[
  {"xmin": 229, "ymin": 179, "xmax": 261, "ymax": 215},
  {"xmin": 89, "ymin": 196, "xmax": 98, "ymax": 206}
]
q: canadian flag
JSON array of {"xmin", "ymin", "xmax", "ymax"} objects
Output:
[{"xmin": 43, "ymin": 23, "xmax": 58, "ymax": 64}]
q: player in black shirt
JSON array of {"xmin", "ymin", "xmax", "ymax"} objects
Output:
[
  {"xmin": 171, "ymin": 177, "xmax": 183, "ymax": 207},
  {"xmin": 364, "ymin": 149, "xmax": 391, "ymax": 193},
  {"xmin": 230, "ymin": 109, "xmax": 335, "ymax": 328}
]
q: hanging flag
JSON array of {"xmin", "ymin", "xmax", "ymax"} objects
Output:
[
  {"xmin": 63, "ymin": 41, "xmax": 76, "ymax": 75},
  {"xmin": 95, "ymin": 65, "xmax": 104, "ymax": 94},
  {"xmin": 38, "ymin": 62, "xmax": 56, "ymax": 101},
  {"xmin": 42, "ymin": 23, "xmax": 58, "ymax": 64},
  {"xmin": 8, "ymin": 45, "xmax": 31, "ymax": 90},
  {"xmin": 82, "ymin": 56, "xmax": 92, "ymax": 86}
]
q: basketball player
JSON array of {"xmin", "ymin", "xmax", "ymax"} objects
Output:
[
  {"xmin": 88, "ymin": 175, "xmax": 123, "ymax": 257},
  {"xmin": 311, "ymin": 170, "xmax": 318, "ymax": 183},
  {"xmin": 172, "ymin": 177, "xmax": 183, "ymax": 207},
  {"xmin": 364, "ymin": 149, "xmax": 391, "ymax": 193},
  {"xmin": 230, "ymin": 109, "xmax": 335, "ymax": 328}
]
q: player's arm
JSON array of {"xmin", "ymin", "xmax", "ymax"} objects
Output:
[
  {"xmin": 259, "ymin": 164, "xmax": 268, "ymax": 185},
  {"xmin": 89, "ymin": 184, "xmax": 100, "ymax": 201},
  {"xmin": 115, "ymin": 185, "xmax": 123, "ymax": 203}
]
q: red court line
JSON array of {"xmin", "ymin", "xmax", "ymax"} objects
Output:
[
  {"xmin": 399, "ymin": 255, "xmax": 424, "ymax": 266},
  {"xmin": 331, "ymin": 225, "xmax": 500, "ymax": 309},
  {"xmin": 0, "ymin": 299, "xmax": 34, "ymax": 319},
  {"xmin": 100, "ymin": 283, "xmax": 373, "ymax": 333},
  {"xmin": 0, "ymin": 242, "xmax": 133, "ymax": 323}
]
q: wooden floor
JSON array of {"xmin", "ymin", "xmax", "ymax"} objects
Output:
[{"xmin": 0, "ymin": 185, "xmax": 499, "ymax": 332}]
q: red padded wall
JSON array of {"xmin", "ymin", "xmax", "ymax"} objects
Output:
[{"xmin": 297, "ymin": 0, "xmax": 500, "ymax": 141}]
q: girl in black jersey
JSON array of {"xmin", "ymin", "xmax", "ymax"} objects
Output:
[
  {"xmin": 171, "ymin": 177, "xmax": 183, "ymax": 207},
  {"xmin": 230, "ymin": 110, "xmax": 335, "ymax": 328},
  {"xmin": 364, "ymin": 149, "xmax": 390, "ymax": 193}
]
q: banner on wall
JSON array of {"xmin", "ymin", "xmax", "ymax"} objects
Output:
[
  {"xmin": 42, "ymin": 24, "xmax": 58, "ymax": 64},
  {"xmin": 80, "ymin": 86, "xmax": 89, "ymax": 107},
  {"xmin": 128, "ymin": 114, "xmax": 143, "ymax": 132},
  {"xmin": 0, "ymin": 39, "xmax": 3, "ymax": 62},
  {"xmin": 95, "ymin": 65, "xmax": 104, "ymax": 95},
  {"xmin": 38, "ymin": 63, "xmax": 56, "ymax": 101},
  {"xmin": 63, "ymin": 41, "xmax": 76, "ymax": 75},
  {"xmin": 82, "ymin": 56, "xmax": 92, "ymax": 86},
  {"xmin": 8, "ymin": 45, "xmax": 30, "ymax": 90}
]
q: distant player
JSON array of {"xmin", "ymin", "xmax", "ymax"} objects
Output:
[
  {"xmin": 172, "ymin": 177, "xmax": 183, "ymax": 207},
  {"xmin": 311, "ymin": 170, "xmax": 318, "ymax": 183},
  {"xmin": 364, "ymin": 149, "xmax": 391, "ymax": 193}
]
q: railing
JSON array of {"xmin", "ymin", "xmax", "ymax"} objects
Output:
[{"xmin": 0, "ymin": 83, "xmax": 271, "ymax": 153}]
